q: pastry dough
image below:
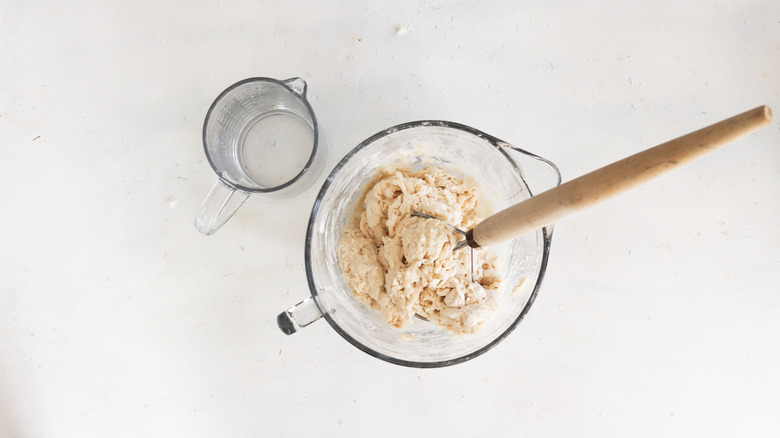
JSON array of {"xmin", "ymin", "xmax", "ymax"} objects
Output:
[{"xmin": 338, "ymin": 166, "xmax": 502, "ymax": 334}]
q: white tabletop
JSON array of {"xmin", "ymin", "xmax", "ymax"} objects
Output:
[{"xmin": 2, "ymin": 1, "xmax": 779, "ymax": 436}]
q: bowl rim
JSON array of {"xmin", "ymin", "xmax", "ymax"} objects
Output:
[{"xmin": 304, "ymin": 120, "xmax": 555, "ymax": 368}]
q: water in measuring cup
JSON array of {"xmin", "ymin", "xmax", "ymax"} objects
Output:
[{"xmin": 238, "ymin": 111, "xmax": 315, "ymax": 188}]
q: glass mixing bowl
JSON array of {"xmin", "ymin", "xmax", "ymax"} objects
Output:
[{"xmin": 278, "ymin": 121, "xmax": 561, "ymax": 367}]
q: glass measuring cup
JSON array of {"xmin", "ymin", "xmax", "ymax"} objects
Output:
[
  {"xmin": 195, "ymin": 77, "xmax": 322, "ymax": 236},
  {"xmin": 278, "ymin": 121, "xmax": 561, "ymax": 367}
]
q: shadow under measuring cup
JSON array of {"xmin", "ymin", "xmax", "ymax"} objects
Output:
[{"xmin": 195, "ymin": 77, "xmax": 323, "ymax": 236}]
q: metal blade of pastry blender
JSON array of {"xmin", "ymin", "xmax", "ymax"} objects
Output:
[
  {"xmin": 422, "ymin": 106, "xmax": 773, "ymax": 253},
  {"xmin": 411, "ymin": 211, "xmax": 476, "ymax": 282}
]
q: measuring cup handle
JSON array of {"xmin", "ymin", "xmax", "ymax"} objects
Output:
[
  {"xmin": 194, "ymin": 179, "xmax": 250, "ymax": 236},
  {"xmin": 277, "ymin": 297, "xmax": 323, "ymax": 335}
]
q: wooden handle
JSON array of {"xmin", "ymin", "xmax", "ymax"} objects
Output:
[{"xmin": 470, "ymin": 105, "xmax": 773, "ymax": 248}]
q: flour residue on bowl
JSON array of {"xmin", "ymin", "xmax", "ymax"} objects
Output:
[{"xmin": 338, "ymin": 166, "xmax": 502, "ymax": 334}]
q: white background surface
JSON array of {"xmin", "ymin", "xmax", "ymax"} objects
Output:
[{"xmin": 2, "ymin": 1, "xmax": 779, "ymax": 436}]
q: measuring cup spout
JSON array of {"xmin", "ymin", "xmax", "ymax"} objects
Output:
[
  {"xmin": 501, "ymin": 143, "xmax": 562, "ymax": 197},
  {"xmin": 277, "ymin": 297, "xmax": 323, "ymax": 334},
  {"xmin": 282, "ymin": 77, "xmax": 307, "ymax": 97}
]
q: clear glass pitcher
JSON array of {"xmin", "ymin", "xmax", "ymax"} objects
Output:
[
  {"xmin": 195, "ymin": 77, "xmax": 323, "ymax": 236},
  {"xmin": 279, "ymin": 121, "xmax": 561, "ymax": 367}
]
